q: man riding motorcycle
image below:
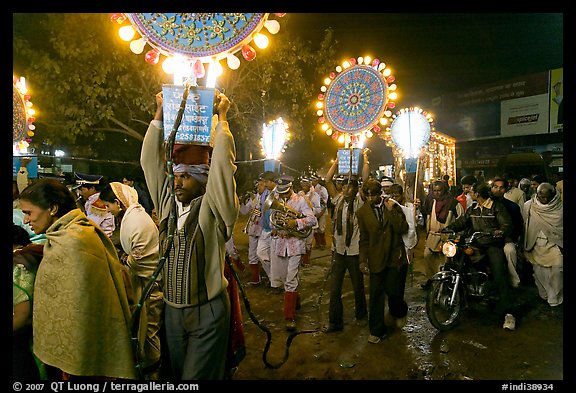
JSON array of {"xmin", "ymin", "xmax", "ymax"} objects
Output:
[{"xmin": 444, "ymin": 182, "xmax": 517, "ymax": 330}]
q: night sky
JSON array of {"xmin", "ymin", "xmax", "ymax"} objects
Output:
[
  {"xmin": 279, "ymin": 13, "xmax": 563, "ymax": 171},
  {"xmin": 285, "ymin": 13, "xmax": 563, "ymax": 106}
]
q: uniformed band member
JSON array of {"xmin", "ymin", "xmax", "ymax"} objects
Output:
[
  {"xmin": 297, "ymin": 176, "xmax": 321, "ymax": 267},
  {"xmin": 239, "ymin": 175, "xmax": 268, "ymax": 282},
  {"xmin": 73, "ymin": 172, "xmax": 115, "ymax": 238},
  {"xmin": 269, "ymin": 175, "xmax": 317, "ymax": 331}
]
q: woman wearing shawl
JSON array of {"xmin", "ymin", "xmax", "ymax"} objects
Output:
[
  {"xmin": 522, "ymin": 182, "xmax": 563, "ymax": 307},
  {"xmin": 99, "ymin": 182, "xmax": 164, "ymax": 379},
  {"xmin": 420, "ymin": 179, "xmax": 464, "ymax": 289},
  {"xmin": 18, "ymin": 179, "xmax": 136, "ymax": 380}
]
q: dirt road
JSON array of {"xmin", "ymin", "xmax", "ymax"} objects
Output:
[{"xmin": 228, "ymin": 214, "xmax": 564, "ymax": 383}]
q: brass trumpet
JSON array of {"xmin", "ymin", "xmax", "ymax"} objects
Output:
[
  {"xmin": 262, "ymin": 192, "xmax": 312, "ymax": 239},
  {"xmin": 243, "ymin": 195, "xmax": 262, "ymax": 234}
]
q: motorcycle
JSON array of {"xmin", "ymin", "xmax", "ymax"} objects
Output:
[{"xmin": 425, "ymin": 228, "xmax": 501, "ymax": 331}]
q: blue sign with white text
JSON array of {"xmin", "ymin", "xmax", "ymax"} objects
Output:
[
  {"xmin": 338, "ymin": 148, "xmax": 361, "ymax": 175},
  {"xmin": 162, "ymin": 85, "xmax": 215, "ymax": 146}
]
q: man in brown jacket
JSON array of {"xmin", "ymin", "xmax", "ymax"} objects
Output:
[{"xmin": 357, "ymin": 179, "xmax": 409, "ymax": 344}]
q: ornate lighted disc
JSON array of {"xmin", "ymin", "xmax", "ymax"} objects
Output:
[
  {"xmin": 389, "ymin": 110, "xmax": 431, "ymax": 157},
  {"xmin": 126, "ymin": 13, "xmax": 267, "ymax": 59},
  {"xmin": 324, "ymin": 65, "xmax": 388, "ymax": 134},
  {"xmin": 13, "ymin": 85, "xmax": 28, "ymax": 142}
]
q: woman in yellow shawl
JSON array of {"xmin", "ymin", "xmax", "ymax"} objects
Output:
[{"xmin": 18, "ymin": 178, "xmax": 136, "ymax": 380}]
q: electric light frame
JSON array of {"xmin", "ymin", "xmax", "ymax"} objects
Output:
[{"xmin": 315, "ymin": 56, "xmax": 397, "ymax": 147}]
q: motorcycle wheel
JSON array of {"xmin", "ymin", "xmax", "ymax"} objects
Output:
[{"xmin": 425, "ymin": 279, "xmax": 462, "ymax": 331}]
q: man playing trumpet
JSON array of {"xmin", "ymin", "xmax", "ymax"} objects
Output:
[
  {"xmin": 239, "ymin": 173, "xmax": 271, "ymax": 285},
  {"xmin": 266, "ymin": 175, "xmax": 317, "ymax": 331}
]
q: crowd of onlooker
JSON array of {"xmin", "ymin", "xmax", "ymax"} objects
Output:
[{"xmin": 13, "ymin": 148, "xmax": 563, "ymax": 380}]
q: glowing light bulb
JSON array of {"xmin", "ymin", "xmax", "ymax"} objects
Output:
[
  {"xmin": 264, "ymin": 19, "xmax": 280, "ymax": 34},
  {"xmin": 162, "ymin": 57, "xmax": 176, "ymax": 74},
  {"xmin": 253, "ymin": 33, "xmax": 269, "ymax": 49},
  {"xmin": 338, "ymin": 134, "xmax": 345, "ymax": 144},
  {"xmin": 316, "ymin": 102, "xmax": 323, "ymax": 109},
  {"xmin": 206, "ymin": 59, "xmax": 223, "ymax": 88},
  {"xmin": 119, "ymin": 25, "xmax": 135, "ymax": 41},
  {"xmin": 213, "ymin": 60, "xmax": 223, "ymax": 76},
  {"xmin": 226, "ymin": 54, "xmax": 241, "ymax": 70},
  {"xmin": 130, "ymin": 38, "xmax": 146, "ymax": 54}
]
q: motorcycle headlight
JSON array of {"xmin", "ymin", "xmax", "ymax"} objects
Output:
[{"xmin": 442, "ymin": 241, "xmax": 457, "ymax": 257}]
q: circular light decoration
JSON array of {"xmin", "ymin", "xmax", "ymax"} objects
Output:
[
  {"xmin": 111, "ymin": 13, "xmax": 285, "ymax": 79},
  {"xmin": 386, "ymin": 107, "xmax": 434, "ymax": 158},
  {"xmin": 316, "ymin": 56, "xmax": 397, "ymax": 145},
  {"xmin": 13, "ymin": 75, "xmax": 36, "ymax": 144}
]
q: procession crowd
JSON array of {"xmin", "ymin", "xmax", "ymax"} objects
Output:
[{"xmin": 13, "ymin": 90, "xmax": 563, "ymax": 381}]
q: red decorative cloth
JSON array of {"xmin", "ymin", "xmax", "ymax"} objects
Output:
[{"xmin": 172, "ymin": 144, "xmax": 212, "ymax": 165}]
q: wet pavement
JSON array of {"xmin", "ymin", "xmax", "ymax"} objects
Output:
[{"xmin": 229, "ymin": 215, "xmax": 564, "ymax": 383}]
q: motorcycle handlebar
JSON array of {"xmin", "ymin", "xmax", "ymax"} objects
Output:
[{"xmin": 469, "ymin": 231, "xmax": 495, "ymax": 242}]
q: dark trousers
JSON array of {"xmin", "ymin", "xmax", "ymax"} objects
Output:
[
  {"xmin": 368, "ymin": 264, "xmax": 409, "ymax": 337},
  {"xmin": 486, "ymin": 245, "xmax": 513, "ymax": 316},
  {"xmin": 328, "ymin": 252, "xmax": 367, "ymax": 328},
  {"xmin": 164, "ymin": 291, "xmax": 230, "ymax": 380}
]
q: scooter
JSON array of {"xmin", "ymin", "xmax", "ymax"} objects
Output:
[{"xmin": 425, "ymin": 228, "xmax": 500, "ymax": 331}]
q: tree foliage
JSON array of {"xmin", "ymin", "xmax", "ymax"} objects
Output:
[
  {"xmin": 13, "ymin": 13, "xmax": 340, "ymax": 166},
  {"xmin": 14, "ymin": 13, "xmax": 166, "ymax": 160},
  {"xmin": 217, "ymin": 24, "xmax": 338, "ymax": 161}
]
